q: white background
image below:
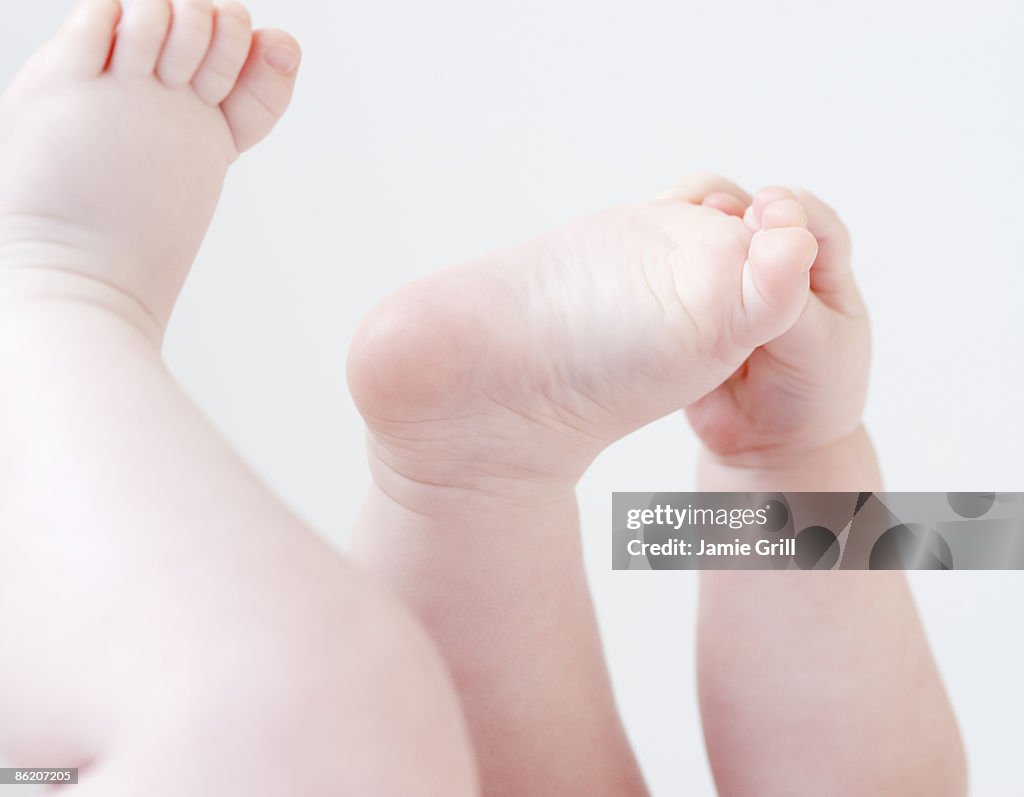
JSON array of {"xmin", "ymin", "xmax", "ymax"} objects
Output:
[{"xmin": 4, "ymin": 1, "xmax": 1023, "ymax": 794}]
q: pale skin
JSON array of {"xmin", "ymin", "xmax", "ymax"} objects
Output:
[
  {"xmin": 348, "ymin": 176, "xmax": 820, "ymax": 796},
  {"xmin": 348, "ymin": 177, "xmax": 967, "ymax": 795},
  {"xmin": 0, "ymin": 3, "xmax": 966, "ymax": 796},
  {"xmin": 0, "ymin": 2, "xmax": 477, "ymax": 795},
  {"xmin": 690, "ymin": 183, "xmax": 967, "ymax": 796}
]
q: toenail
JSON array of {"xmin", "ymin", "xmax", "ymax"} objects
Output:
[{"xmin": 265, "ymin": 45, "xmax": 301, "ymax": 74}]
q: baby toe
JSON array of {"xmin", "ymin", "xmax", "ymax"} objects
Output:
[
  {"xmin": 191, "ymin": 2, "xmax": 253, "ymax": 105},
  {"xmin": 661, "ymin": 173, "xmax": 753, "ymax": 206},
  {"xmin": 48, "ymin": 0, "xmax": 123, "ymax": 78},
  {"xmin": 747, "ymin": 186, "xmax": 799, "ymax": 230},
  {"xmin": 156, "ymin": 0, "xmax": 215, "ymax": 88},
  {"xmin": 110, "ymin": 0, "xmax": 173, "ymax": 77},
  {"xmin": 219, "ymin": 28, "xmax": 301, "ymax": 153},
  {"xmin": 702, "ymin": 192, "xmax": 749, "ymax": 218},
  {"xmin": 736, "ymin": 225, "xmax": 819, "ymax": 347},
  {"xmin": 760, "ymin": 198, "xmax": 808, "ymax": 230}
]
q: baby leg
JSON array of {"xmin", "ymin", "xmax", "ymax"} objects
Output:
[
  {"xmin": 699, "ymin": 570, "xmax": 967, "ymax": 797},
  {"xmin": 351, "ymin": 483, "xmax": 646, "ymax": 797},
  {"xmin": 692, "ymin": 182, "xmax": 966, "ymax": 797},
  {"xmin": 347, "ymin": 175, "xmax": 817, "ymax": 795},
  {"xmin": 0, "ymin": 287, "xmax": 477, "ymax": 796},
  {"xmin": 0, "ymin": 3, "xmax": 476, "ymax": 794}
]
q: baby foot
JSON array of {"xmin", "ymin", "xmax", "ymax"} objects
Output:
[
  {"xmin": 348, "ymin": 177, "xmax": 818, "ymax": 508},
  {"xmin": 0, "ymin": 0, "xmax": 300, "ymax": 329}
]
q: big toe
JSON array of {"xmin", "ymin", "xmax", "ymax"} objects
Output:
[
  {"xmin": 32, "ymin": 0, "xmax": 122, "ymax": 80},
  {"xmin": 219, "ymin": 28, "xmax": 301, "ymax": 153},
  {"xmin": 736, "ymin": 189, "xmax": 818, "ymax": 346}
]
